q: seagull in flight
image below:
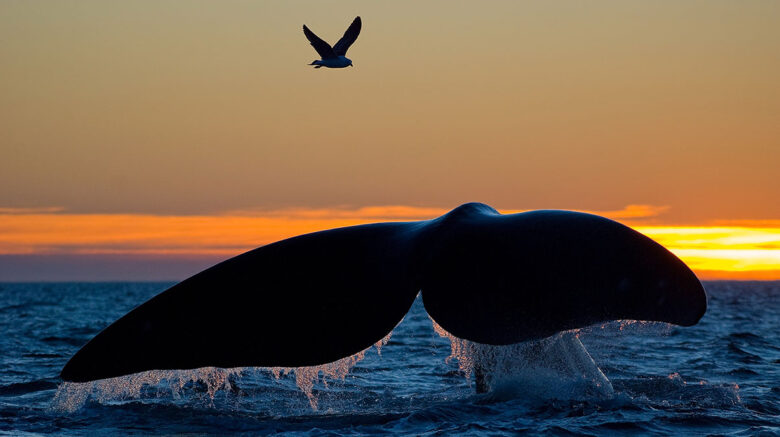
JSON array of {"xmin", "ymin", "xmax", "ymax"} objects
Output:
[{"xmin": 303, "ymin": 16, "xmax": 362, "ymax": 68}]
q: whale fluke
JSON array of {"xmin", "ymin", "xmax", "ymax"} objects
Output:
[
  {"xmin": 420, "ymin": 204, "xmax": 706, "ymax": 345},
  {"xmin": 60, "ymin": 223, "xmax": 422, "ymax": 383},
  {"xmin": 61, "ymin": 203, "xmax": 706, "ymax": 383}
]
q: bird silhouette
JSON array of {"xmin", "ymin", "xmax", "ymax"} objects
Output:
[{"xmin": 303, "ymin": 16, "xmax": 362, "ymax": 68}]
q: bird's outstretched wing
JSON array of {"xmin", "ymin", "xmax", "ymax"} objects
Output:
[
  {"xmin": 303, "ymin": 25, "xmax": 336, "ymax": 59},
  {"xmin": 333, "ymin": 16, "xmax": 361, "ymax": 56}
]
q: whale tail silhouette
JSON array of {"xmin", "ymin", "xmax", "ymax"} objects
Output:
[
  {"xmin": 61, "ymin": 222, "xmax": 422, "ymax": 383},
  {"xmin": 61, "ymin": 203, "xmax": 706, "ymax": 383}
]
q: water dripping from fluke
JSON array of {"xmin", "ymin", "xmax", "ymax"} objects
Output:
[
  {"xmin": 431, "ymin": 317, "xmax": 615, "ymax": 401},
  {"xmin": 52, "ymin": 330, "xmax": 394, "ymax": 413}
]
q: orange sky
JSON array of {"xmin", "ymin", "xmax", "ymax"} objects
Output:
[
  {"xmin": 1, "ymin": 2, "xmax": 778, "ymax": 280},
  {"xmin": 1, "ymin": 205, "xmax": 779, "ymax": 280}
]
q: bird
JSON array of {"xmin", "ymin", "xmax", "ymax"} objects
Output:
[{"xmin": 303, "ymin": 16, "xmax": 362, "ymax": 68}]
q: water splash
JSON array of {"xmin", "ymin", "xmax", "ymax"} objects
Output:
[
  {"xmin": 52, "ymin": 330, "xmax": 394, "ymax": 413},
  {"xmin": 586, "ymin": 319, "xmax": 673, "ymax": 337},
  {"xmin": 431, "ymin": 318, "xmax": 614, "ymax": 399},
  {"xmin": 271, "ymin": 330, "xmax": 393, "ymax": 409},
  {"xmin": 51, "ymin": 367, "xmax": 243, "ymax": 413},
  {"xmin": 374, "ymin": 329, "xmax": 393, "ymax": 356}
]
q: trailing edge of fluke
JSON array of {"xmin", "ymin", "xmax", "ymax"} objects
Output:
[{"xmin": 60, "ymin": 202, "xmax": 707, "ymax": 383}]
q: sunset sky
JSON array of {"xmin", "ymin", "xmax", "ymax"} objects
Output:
[{"xmin": 1, "ymin": 1, "xmax": 779, "ymax": 281}]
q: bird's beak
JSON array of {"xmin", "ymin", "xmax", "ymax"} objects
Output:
[{"xmin": 350, "ymin": 64, "xmax": 354, "ymax": 67}]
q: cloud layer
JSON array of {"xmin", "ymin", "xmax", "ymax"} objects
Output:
[{"xmin": 1, "ymin": 205, "xmax": 779, "ymax": 280}]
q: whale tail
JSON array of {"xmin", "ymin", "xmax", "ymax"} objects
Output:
[
  {"xmin": 60, "ymin": 204, "xmax": 707, "ymax": 383},
  {"xmin": 60, "ymin": 222, "xmax": 423, "ymax": 383},
  {"xmin": 420, "ymin": 206, "xmax": 707, "ymax": 345}
]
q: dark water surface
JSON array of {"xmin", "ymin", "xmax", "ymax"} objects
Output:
[{"xmin": 0, "ymin": 281, "xmax": 778, "ymax": 435}]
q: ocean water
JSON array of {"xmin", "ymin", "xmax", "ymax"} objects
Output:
[{"xmin": 0, "ymin": 281, "xmax": 777, "ymax": 435}]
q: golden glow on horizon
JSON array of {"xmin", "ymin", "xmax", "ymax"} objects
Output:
[
  {"xmin": 2, "ymin": 206, "xmax": 780, "ymax": 280},
  {"xmin": 635, "ymin": 226, "xmax": 780, "ymax": 275}
]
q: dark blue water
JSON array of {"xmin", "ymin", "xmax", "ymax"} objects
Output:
[{"xmin": 0, "ymin": 281, "xmax": 778, "ymax": 435}]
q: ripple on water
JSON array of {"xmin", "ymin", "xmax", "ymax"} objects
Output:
[{"xmin": 1, "ymin": 282, "xmax": 777, "ymax": 435}]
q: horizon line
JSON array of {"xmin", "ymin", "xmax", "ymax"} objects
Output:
[{"xmin": 1, "ymin": 204, "xmax": 779, "ymax": 280}]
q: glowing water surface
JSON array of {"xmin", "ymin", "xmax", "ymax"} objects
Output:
[{"xmin": 0, "ymin": 282, "xmax": 775, "ymax": 435}]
